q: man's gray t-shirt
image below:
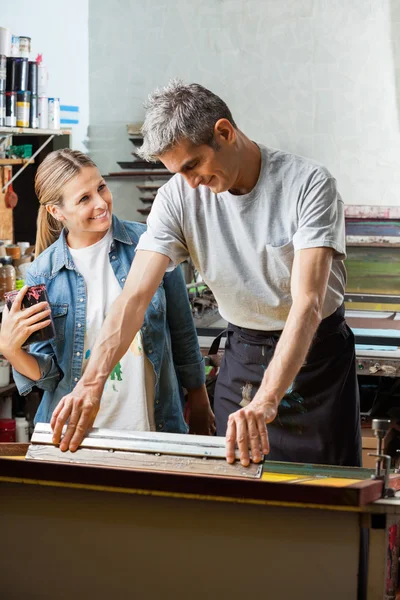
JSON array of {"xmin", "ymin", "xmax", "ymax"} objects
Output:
[{"xmin": 137, "ymin": 144, "xmax": 346, "ymax": 331}]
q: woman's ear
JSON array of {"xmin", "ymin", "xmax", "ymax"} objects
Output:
[{"xmin": 46, "ymin": 204, "xmax": 64, "ymax": 222}]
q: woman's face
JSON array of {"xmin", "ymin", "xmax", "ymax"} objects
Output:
[{"xmin": 49, "ymin": 166, "xmax": 113, "ymax": 244}]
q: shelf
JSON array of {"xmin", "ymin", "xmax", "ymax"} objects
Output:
[
  {"xmin": 0, "ymin": 158, "xmax": 35, "ymax": 165},
  {"xmin": 0, "ymin": 127, "xmax": 71, "ymax": 136},
  {"xmin": 107, "ymin": 170, "xmax": 170, "ymax": 176},
  {"xmin": 0, "ymin": 383, "xmax": 16, "ymax": 397}
]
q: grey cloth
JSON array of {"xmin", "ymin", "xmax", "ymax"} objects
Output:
[{"xmin": 137, "ymin": 144, "xmax": 347, "ymax": 331}]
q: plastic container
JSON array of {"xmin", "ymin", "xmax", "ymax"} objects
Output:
[
  {"xmin": 19, "ymin": 36, "xmax": 31, "ymax": 59},
  {"xmin": 4, "ymin": 284, "xmax": 55, "ymax": 344},
  {"xmin": 6, "ymin": 245, "xmax": 21, "ymax": 259},
  {"xmin": 15, "ymin": 415, "xmax": 30, "ymax": 442},
  {"xmin": 0, "ymin": 419, "xmax": 16, "ymax": 442},
  {"xmin": 48, "ymin": 97, "xmax": 60, "ymax": 129},
  {"xmin": 10, "ymin": 35, "xmax": 19, "ymax": 57},
  {"xmin": 0, "ymin": 28, "xmax": 11, "ymax": 57},
  {"xmin": 17, "ymin": 242, "xmax": 30, "ymax": 255},
  {"xmin": 38, "ymin": 96, "xmax": 48, "ymax": 129},
  {"xmin": 0, "ymin": 358, "xmax": 10, "ymax": 387},
  {"xmin": 0, "ymin": 264, "xmax": 16, "ymax": 300},
  {"xmin": 38, "ymin": 63, "xmax": 47, "ymax": 96},
  {"xmin": 0, "ymin": 255, "xmax": 13, "ymax": 265}
]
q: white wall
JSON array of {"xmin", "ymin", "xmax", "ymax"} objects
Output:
[
  {"xmin": 1, "ymin": 0, "xmax": 89, "ymax": 151},
  {"xmin": 89, "ymin": 0, "xmax": 400, "ymax": 216}
]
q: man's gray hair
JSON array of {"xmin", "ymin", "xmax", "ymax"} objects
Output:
[{"xmin": 137, "ymin": 79, "xmax": 237, "ymax": 162}]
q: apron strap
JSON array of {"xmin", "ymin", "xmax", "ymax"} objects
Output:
[{"xmin": 208, "ymin": 329, "xmax": 227, "ymax": 355}]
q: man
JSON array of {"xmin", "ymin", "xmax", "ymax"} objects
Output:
[{"xmin": 52, "ymin": 80, "xmax": 361, "ymax": 468}]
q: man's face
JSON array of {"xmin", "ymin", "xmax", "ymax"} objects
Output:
[{"xmin": 159, "ymin": 137, "xmax": 238, "ymax": 194}]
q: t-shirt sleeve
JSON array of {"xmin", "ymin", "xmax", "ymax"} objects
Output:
[
  {"xmin": 136, "ymin": 182, "xmax": 190, "ymax": 271},
  {"xmin": 292, "ymin": 170, "xmax": 346, "ymax": 260}
]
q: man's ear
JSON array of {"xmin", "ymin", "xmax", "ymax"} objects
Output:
[{"xmin": 213, "ymin": 118, "xmax": 236, "ymax": 145}]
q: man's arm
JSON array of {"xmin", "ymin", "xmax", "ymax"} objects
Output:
[
  {"xmin": 225, "ymin": 246, "xmax": 335, "ymax": 466},
  {"xmin": 51, "ymin": 250, "xmax": 170, "ymax": 451}
]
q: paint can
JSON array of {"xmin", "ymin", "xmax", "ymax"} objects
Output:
[
  {"xmin": 5, "ymin": 92, "xmax": 16, "ymax": 127},
  {"xmin": 48, "ymin": 97, "xmax": 60, "ymax": 129},
  {"xmin": 0, "ymin": 28, "xmax": 11, "ymax": 57},
  {"xmin": 15, "ymin": 58, "xmax": 28, "ymax": 92},
  {"xmin": 28, "ymin": 61, "xmax": 37, "ymax": 94},
  {"xmin": 29, "ymin": 94, "xmax": 38, "ymax": 128},
  {"xmin": 19, "ymin": 36, "xmax": 31, "ymax": 59},
  {"xmin": 38, "ymin": 63, "xmax": 47, "ymax": 96},
  {"xmin": 38, "ymin": 96, "xmax": 48, "ymax": 129},
  {"xmin": 10, "ymin": 35, "xmax": 19, "ymax": 57},
  {"xmin": 16, "ymin": 91, "xmax": 30, "ymax": 127},
  {"xmin": 6, "ymin": 57, "xmax": 16, "ymax": 92},
  {"xmin": 0, "ymin": 92, "xmax": 5, "ymax": 127}
]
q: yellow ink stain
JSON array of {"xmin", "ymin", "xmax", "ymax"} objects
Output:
[{"xmin": 299, "ymin": 477, "xmax": 362, "ymax": 487}]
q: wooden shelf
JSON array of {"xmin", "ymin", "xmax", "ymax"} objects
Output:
[
  {"xmin": 0, "ymin": 127, "xmax": 71, "ymax": 136},
  {"xmin": 0, "ymin": 158, "xmax": 35, "ymax": 165},
  {"xmin": 106, "ymin": 170, "xmax": 170, "ymax": 176},
  {"xmin": 0, "ymin": 383, "xmax": 16, "ymax": 397}
]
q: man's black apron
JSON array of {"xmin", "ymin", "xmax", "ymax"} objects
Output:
[{"xmin": 211, "ymin": 304, "xmax": 362, "ymax": 467}]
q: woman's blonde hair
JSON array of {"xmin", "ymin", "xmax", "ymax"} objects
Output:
[{"xmin": 34, "ymin": 149, "xmax": 97, "ymax": 256}]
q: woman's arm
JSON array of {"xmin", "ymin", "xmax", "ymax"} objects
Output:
[
  {"xmin": 0, "ymin": 281, "xmax": 62, "ymax": 396},
  {"xmin": 0, "ymin": 285, "xmax": 51, "ymax": 380}
]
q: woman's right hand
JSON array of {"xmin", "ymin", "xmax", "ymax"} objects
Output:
[{"xmin": 0, "ymin": 285, "xmax": 52, "ymax": 357}]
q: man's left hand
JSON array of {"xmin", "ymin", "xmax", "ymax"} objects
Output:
[
  {"xmin": 225, "ymin": 389, "xmax": 279, "ymax": 466},
  {"xmin": 185, "ymin": 385, "xmax": 216, "ymax": 436}
]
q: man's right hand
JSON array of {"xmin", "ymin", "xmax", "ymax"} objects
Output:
[{"xmin": 50, "ymin": 381, "xmax": 102, "ymax": 452}]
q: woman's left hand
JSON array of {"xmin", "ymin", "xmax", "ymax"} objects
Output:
[{"xmin": 185, "ymin": 385, "xmax": 216, "ymax": 436}]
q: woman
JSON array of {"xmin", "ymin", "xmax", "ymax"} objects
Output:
[{"xmin": 0, "ymin": 149, "xmax": 214, "ymax": 445}]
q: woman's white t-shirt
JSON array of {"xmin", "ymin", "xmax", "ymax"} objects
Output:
[{"xmin": 69, "ymin": 229, "xmax": 155, "ymax": 431}]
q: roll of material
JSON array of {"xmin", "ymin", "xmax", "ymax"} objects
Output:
[
  {"xmin": 0, "ymin": 28, "xmax": 11, "ymax": 57},
  {"xmin": 6, "ymin": 57, "xmax": 16, "ymax": 92},
  {"xmin": 15, "ymin": 57, "xmax": 28, "ymax": 92},
  {"xmin": 28, "ymin": 61, "xmax": 37, "ymax": 94}
]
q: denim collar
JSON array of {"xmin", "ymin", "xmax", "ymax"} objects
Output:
[{"xmin": 52, "ymin": 214, "xmax": 132, "ymax": 274}]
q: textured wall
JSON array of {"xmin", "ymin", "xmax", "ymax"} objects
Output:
[
  {"xmin": 89, "ymin": 0, "xmax": 400, "ymax": 218},
  {"xmin": 2, "ymin": 0, "xmax": 89, "ymax": 151}
]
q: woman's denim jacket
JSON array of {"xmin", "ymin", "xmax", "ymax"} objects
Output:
[{"xmin": 13, "ymin": 216, "xmax": 205, "ymax": 433}]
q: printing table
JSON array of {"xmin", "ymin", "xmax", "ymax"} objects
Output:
[{"xmin": 0, "ymin": 427, "xmax": 399, "ymax": 600}]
